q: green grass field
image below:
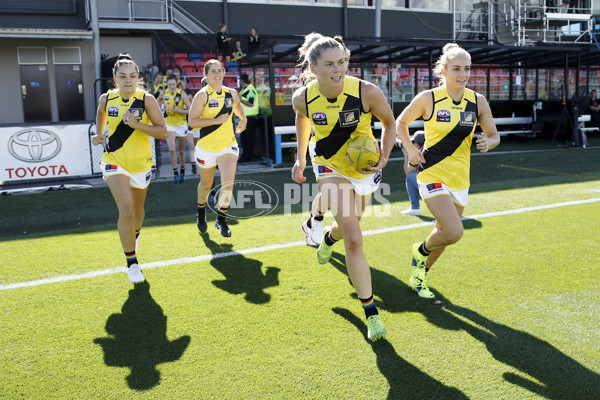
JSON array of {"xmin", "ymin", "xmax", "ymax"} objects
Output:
[{"xmin": 1, "ymin": 140, "xmax": 599, "ymax": 399}]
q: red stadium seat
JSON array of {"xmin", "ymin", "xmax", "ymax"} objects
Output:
[
  {"xmin": 174, "ymin": 53, "xmax": 188, "ymax": 63},
  {"xmin": 178, "ymin": 61, "xmax": 196, "ymax": 74},
  {"xmin": 203, "ymin": 53, "xmax": 216, "ymax": 61}
]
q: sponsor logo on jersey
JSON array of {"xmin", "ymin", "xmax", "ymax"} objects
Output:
[
  {"xmin": 208, "ymin": 99, "xmax": 219, "ymax": 108},
  {"xmin": 460, "ymin": 111, "xmax": 476, "ymax": 126},
  {"xmin": 197, "ymin": 157, "xmax": 205, "ymax": 165},
  {"xmin": 436, "ymin": 109, "xmax": 451, "ymax": 122},
  {"xmin": 164, "ymin": 96, "xmax": 171, "ymax": 101},
  {"xmin": 339, "ymin": 109, "xmax": 360, "ymax": 127},
  {"xmin": 108, "ymin": 107, "xmax": 119, "ymax": 117},
  {"xmin": 105, "ymin": 164, "xmax": 118, "ymax": 171},
  {"xmin": 326, "ymin": 105, "xmax": 340, "ymax": 109},
  {"xmin": 317, "ymin": 165, "xmax": 333, "ymax": 174},
  {"xmin": 312, "ymin": 112, "xmax": 328, "ymax": 125},
  {"xmin": 225, "ymin": 98, "xmax": 233, "ymax": 108},
  {"xmin": 426, "ymin": 182, "xmax": 443, "ymax": 193}
]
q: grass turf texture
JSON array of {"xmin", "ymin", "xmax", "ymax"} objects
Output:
[{"xmin": 1, "ymin": 141, "xmax": 599, "ymax": 399}]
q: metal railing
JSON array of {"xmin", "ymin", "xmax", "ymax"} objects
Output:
[{"xmin": 88, "ymin": 0, "xmax": 211, "ymax": 33}]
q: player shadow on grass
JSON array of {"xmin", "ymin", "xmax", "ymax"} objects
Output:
[
  {"xmin": 93, "ymin": 281, "xmax": 191, "ymax": 391},
  {"xmin": 332, "ymin": 308, "xmax": 468, "ymax": 400},
  {"xmin": 201, "ymin": 233, "xmax": 280, "ymax": 304},
  {"xmin": 327, "ymin": 252, "xmax": 600, "ymax": 398}
]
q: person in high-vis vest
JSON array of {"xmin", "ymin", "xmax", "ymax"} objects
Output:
[
  {"xmin": 238, "ymin": 73, "xmax": 259, "ymax": 162},
  {"xmin": 396, "ymin": 43, "xmax": 500, "ymax": 299},
  {"xmin": 291, "ymin": 33, "xmax": 397, "ymax": 342},
  {"xmin": 91, "ymin": 53, "xmax": 167, "ymax": 284},
  {"xmin": 188, "ymin": 59, "xmax": 247, "ymax": 238}
]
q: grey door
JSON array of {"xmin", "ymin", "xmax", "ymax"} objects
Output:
[
  {"xmin": 55, "ymin": 65, "xmax": 84, "ymax": 121},
  {"xmin": 21, "ymin": 65, "xmax": 51, "ymax": 122}
]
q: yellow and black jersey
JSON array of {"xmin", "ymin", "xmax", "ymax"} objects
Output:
[
  {"xmin": 151, "ymin": 82, "xmax": 164, "ymax": 99},
  {"xmin": 419, "ymin": 86, "xmax": 479, "ymax": 191},
  {"xmin": 307, "ymin": 76, "xmax": 374, "ymax": 180},
  {"xmin": 102, "ymin": 87, "xmax": 154, "ymax": 173},
  {"xmin": 196, "ymin": 86, "xmax": 237, "ymax": 152},
  {"xmin": 163, "ymin": 88, "xmax": 187, "ymax": 126}
]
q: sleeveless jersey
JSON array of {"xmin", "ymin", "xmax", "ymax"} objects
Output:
[
  {"xmin": 307, "ymin": 76, "xmax": 374, "ymax": 180},
  {"xmin": 163, "ymin": 88, "xmax": 187, "ymax": 126},
  {"xmin": 196, "ymin": 85, "xmax": 237, "ymax": 152},
  {"xmin": 102, "ymin": 87, "xmax": 154, "ymax": 174},
  {"xmin": 419, "ymin": 86, "xmax": 479, "ymax": 191}
]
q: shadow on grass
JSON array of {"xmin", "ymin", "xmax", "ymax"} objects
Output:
[
  {"xmin": 3, "ymin": 145, "xmax": 600, "ymax": 241},
  {"xmin": 327, "ymin": 252, "xmax": 600, "ymax": 398},
  {"xmin": 93, "ymin": 281, "xmax": 190, "ymax": 391},
  {"xmin": 200, "ymin": 233, "xmax": 280, "ymax": 304},
  {"xmin": 332, "ymin": 307, "xmax": 468, "ymax": 400}
]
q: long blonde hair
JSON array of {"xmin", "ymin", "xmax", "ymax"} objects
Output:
[
  {"xmin": 434, "ymin": 43, "xmax": 471, "ymax": 87},
  {"xmin": 297, "ymin": 32, "xmax": 350, "ymax": 85}
]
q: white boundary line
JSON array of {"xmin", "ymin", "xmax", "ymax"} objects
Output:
[{"xmin": 1, "ymin": 197, "xmax": 599, "ymax": 292}]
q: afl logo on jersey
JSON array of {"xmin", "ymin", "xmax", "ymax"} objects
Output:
[
  {"xmin": 208, "ymin": 99, "xmax": 219, "ymax": 108},
  {"xmin": 460, "ymin": 111, "xmax": 476, "ymax": 126},
  {"xmin": 312, "ymin": 112, "xmax": 328, "ymax": 125},
  {"xmin": 339, "ymin": 109, "xmax": 360, "ymax": 128},
  {"xmin": 436, "ymin": 110, "xmax": 451, "ymax": 122},
  {"xmin": 108, "ymin": 107, "xmax": 119, "ymax": 117}
]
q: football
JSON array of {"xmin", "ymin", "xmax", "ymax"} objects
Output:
[{"xmin": 346, "ymin": 136, "xmax": 380, "ymax": 170}]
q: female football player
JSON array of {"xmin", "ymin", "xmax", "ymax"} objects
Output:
[
  {"xmin": 291, "ymin": 32, "xmax": 396, "ymax": 342},
  {"xmin": 396, "ymin": 43, "xmax": 500, "ymax": 299},
  {"xmin": 91, "ymin": 53, "xmax": 167, "ymax": 283}
]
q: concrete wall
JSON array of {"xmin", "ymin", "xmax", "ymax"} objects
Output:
[{"xmin": 100, "ymin": 35, "xmax": 154, "ymax": 71}]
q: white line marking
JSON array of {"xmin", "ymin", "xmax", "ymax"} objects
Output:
[{"xmin": 1, "ymin": 198, "xmax": 599, "ymax": 292}]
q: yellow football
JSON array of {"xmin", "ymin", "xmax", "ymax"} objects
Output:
[{"xmin": 346, "ymin": 136, "xmax": 380, "ymax": 170}]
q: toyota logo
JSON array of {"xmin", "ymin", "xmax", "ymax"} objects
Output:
[{"xmin": 8, "ymin": 129, "xmax": 61, "ymax": 162}]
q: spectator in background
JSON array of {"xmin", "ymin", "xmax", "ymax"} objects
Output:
[
  {"xmin": 400, "ymin": 131, "xmax": 425, "ymax": 216},
  {"xmin": 216, "ymin": 23, "xmax": 232, "ymax": 63},
  {"xmin": 238, "ymin": 73, "xmax": 259, "ymax": 162},
  {"xmin": 248, "ymin": 27, "xmax": 260, "ymax": 53},
  {"xmin": 588, "ymin": 89, "xmax": 600, "ymax": 127},
  {"xmin": 231, "ymin": 39, "xmax": 246, "ymax": 62}
]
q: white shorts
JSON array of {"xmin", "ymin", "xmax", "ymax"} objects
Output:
[
  {"xmin": 195, "ymin": 144, "xmax": 239, "ymax": 169},
  {"xmin": 167, "ymin": 123, "xmax": 188, "ymax": 138},
  {"xmin": 417, "ymin": 180, "xmax": 469, "ymax": 207},
  {"xmin": 101, "ymin": 163, "xmax": 152, "ymax": 189},
  {"xmin": 188, "ymin": 129, "xmax": 200, "ymax": 139}
]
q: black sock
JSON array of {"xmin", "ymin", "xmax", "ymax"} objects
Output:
[
  {"xmin": 418, "ymin": 242, "xmax": 431, "ymax": 257},
  {"xmin": 359, "ymin": 295, "xmax": 379, "ymax": 319},
  {"xmin": 180, "ymin": 167, "xmax": 185, "ymax": 175},
  {"xmin": 314, "ymin": 209, "xmax": 325, "ymax": 221},
  {"xmin": 324, "ymin": 231, "xmax": 338, "ymax": 246},
  {"xmin": 306, "ymin": 215, "xmax": 313, "ymax": 229},
  {"xmin": 173, "ymin": 168, "xmax": 179, "ymax": 176},
  {"xmin": 125, "ymin": 250, "xmax": 137, "ymax": 268}
]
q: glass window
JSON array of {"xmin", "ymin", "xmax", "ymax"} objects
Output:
[
  {"xmin": 489, "ymin": 67, "xmax": 509, "ymax": 100},
  {"xmin": 512, "ymin": 68, "xmax": 525, "ymax": 100},
  {"xmin": 538, "ymin": 69, "xmax": 548, "ymax": 101},
  {"xmin": 549, "ymin": 69, "xmax": 564, "ymax": 102},
  {"xmin": 589, "ymin": 69, "xmax": 600, "ymax": 92},
  {"xmin": 417, "ymin": 67, "xmax": 432, "ymax": 93},
  {"xmin": 391, "ymin": 66, "xmax": 415, "ymax": 102},
  {"xmin": 525, "ymin": 69, "xmax": 536, "ymax": 100},
  {"xmin": 411, "ymin": 0, "xmax": 450, "ymax": 11},
  {"xmin": 469, "ymin": 67, "xmax": 487, "ymax": 97}
]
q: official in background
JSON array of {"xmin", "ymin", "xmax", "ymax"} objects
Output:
[{"xmin": 238, "ymin": 74, "xmax": 259, "ymax": 162}]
